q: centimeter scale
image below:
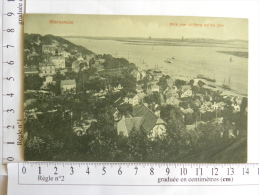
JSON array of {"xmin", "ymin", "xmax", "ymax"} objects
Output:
[
  {"xmin": 0, "ymin": 0, "xmax": 24, "ymax": 175},
  {"xmin": 6, "ymin": 162, "xmax": 259, "ymax": 195},
  {"xmin": 13, "ymin": 162, "xmax": 259, "ymax": 186}
]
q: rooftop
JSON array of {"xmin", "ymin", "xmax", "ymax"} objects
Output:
[
  {"xmin": 60, "ymin": 79, "xmax": 76, "ymax": 86},
  {"xmin": 117, "ymin": 117, "xmax": 144, "ymax": 136},
  {"xmin": 131, "ymin": 104, "xmax": 165, "ymax": 134},
  {"xmin": 50, "ymin": 56, "xmax": 65, "ymax": 60}
]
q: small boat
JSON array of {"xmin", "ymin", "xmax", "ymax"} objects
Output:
[
  {"xmin": 222, "ymin": 84, "xmax": 231, "ymax": 90},
  {"xmin": 197, "ymin": 74, "xmax": 216, "ymax": 82},
  {"xmin": 222, "ymin": 76, "xmax": 231, "ymax": 90},
  {"xmin": 229, "ymin": 57, "xmax": 233, "ymax": 62}
]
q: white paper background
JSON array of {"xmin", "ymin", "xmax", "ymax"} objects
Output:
[{"xmin": 1, "ymin": 0, "xmax": 259, "ymax": 195}]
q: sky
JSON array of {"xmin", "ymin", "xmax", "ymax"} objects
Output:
[{"xmin": 24, "ymin": 14, "xmax": 248, "ymax": 40}]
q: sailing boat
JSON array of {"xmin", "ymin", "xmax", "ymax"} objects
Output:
[{"xmin": 222, "ymin": 75, "xmax": 231, "ymax": 90}]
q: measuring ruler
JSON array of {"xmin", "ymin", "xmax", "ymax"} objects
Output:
[
  {"xmin": 11, "ymin": 162, "xmax": 259, "ymax": 185},
  {"xmin": 7, "ymin": 163, "xmax": 259, "ymax": 194},
  {"xmin": 0, "ymin": 0, "xmax": 24, "ymax": 175}
]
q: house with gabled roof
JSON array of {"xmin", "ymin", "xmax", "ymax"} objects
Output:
[
  {"xmin": 42, "ymin": 45, "xmax": 57, "ymax": 55},
  {"xmin": 39, "ymin": 62, "xmax": 56, "ymax": 77},
  {"xmin": 60, "ymin": 51, "xmax": 71, "ymax": 58},
  {"xmin": 60, "ymin": 79, "xmax": 76, "ymax": 94},
  {"xmin": 131, "ymin": 69, "xmax": 141, "ymax": 81},
  {"xmin": 181, "ymin": 85, "xmax": 192, "ymax": 98},
  {"xmin": 49, "ymin": 56, "xmax": 66, "ymax": 69},
  {"xmin": 148, "ymin": 82, "xmax": 160, "ymax": 93},
  {"xmin": 131, "ymin": 104, "xmax": 167, "ymax": 140},
  {"xmin": 124, "ymin": 93, "xmax": 146, "ymax": 106},
  {"xmin": 136, "ymin": 85, "xmax": 143, "ymax": 93},
  {"xmin": 72, "ymin": 60, "xmax": 81, "ymax": 73},
  {"xmin": 152, "ymin": 70, "xmax": 163, "ymax": 81},
  {"xmin": 117, "ymin": 117, "xmax": 144, "ymax": 137}
]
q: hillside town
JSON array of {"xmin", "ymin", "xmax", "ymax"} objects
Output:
[{"xmin": 24, "ymin": 34, "xmax": 247, "ymax": 162}]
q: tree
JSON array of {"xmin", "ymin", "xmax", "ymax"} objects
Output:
[
  {"xmin": 143, "ymin": 92, "xmax": 161, "ymax": 105},
  {"xmin": 175, "ymin": 79, "xmax": 187, "ymax": 89},
  {"xmin": 197, "ymin": 80, "xmax": 206, "ymax": 88},
  {"xmin": 189, "ymin": 79, "xmax": 194, "ymax": 86},
  {"xmin": 119, "ymin": 74, "xmax": 136, "ymax": 94},
  {"xmin": 127, "ymin": 128, "xmax": 148, "ymax": 162},
  {"xmin": 157, "ymin": 76, "xmax": 168, "ymax": 91},
  {"xmin": 24, "ymin": 75, "xmax": 44, "ymax": 90}
]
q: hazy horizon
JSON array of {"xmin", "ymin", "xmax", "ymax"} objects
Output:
[{"xmin": 25, "ymin": 14, "xmax": 248, "ymax": 41}]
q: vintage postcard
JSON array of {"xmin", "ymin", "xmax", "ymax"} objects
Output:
[{"xmin": 23, "ymin": 14, "xmax": 248, "ymax": 162}]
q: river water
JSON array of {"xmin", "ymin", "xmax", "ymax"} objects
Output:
[{"xmin": 66, "ymin": 38, "xmax": 248, "ymax": 95}]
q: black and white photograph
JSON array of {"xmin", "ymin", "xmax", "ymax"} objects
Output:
[{"xmin": 23, "ymin": 14, "xmax": 248, "ymax": 163}]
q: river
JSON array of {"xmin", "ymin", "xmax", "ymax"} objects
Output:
[{"xmin": 65, "ymin": 38, "xmax": 248, "ymax": 96}]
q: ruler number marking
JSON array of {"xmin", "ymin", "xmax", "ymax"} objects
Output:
[
  {"xmin": 118, "ymin": 167, "xmax": 122, "ymax": 175},
  {"xmin": 7, "ymin": 125, "xmax": 15, "ymax": 129},
  {"xmin": 134, "ymin": 167, "xmax": 138, "ymax": 175},
  {"xmin": 243, "ymin": 168, "xmax": 249, "ymax": 175},
  {"xmin": 6, "ymin": 77, "xmax": 14, "ymax": 81},
  {"xmin": 7, "ymin": 157, "xmax": 14, "ymax": 161},
  {"xmin": 7, "ymin": 109, "xmax": 15, "ymax": 113},
  {"xmin": 181, "ymin": 168, "xmax": 187, "ymax": 175},
  {"xmin": 39, "ymin": 167, "xmax": 41, "ymax": 174},
  {"xmin": 212, "ymin": 168, "xmax": 218, "ymax": 175},
  {"xmin": 166, "ymin": 167, "xmax": 170, "ymax": 175},
  {"xmin": 86, "ymin": 167, "xmax": 90, "ymax": 175},
  {"xmin": 102, "ymin": 167, "xmax": 106, "ymax": 175},
  {"xmin": 150, "ymin": 167, "xmax": 154, "ymax": 175},
  {"xmin": 54, "ymin": 166, "xmax": 58, "ymax": 175},
  {"xmin": 22, "ymin": 167, "xmax": 26, "ymax": 174},
  {"xmin": 6, "ymin": 93, "xmax": 14, "ymax": 97},
  {"xmin": 6, "ymin": 12, "xmax": 15, "ymax": 16},
  {"xmin": 227, "ymin": 168, "xmax": 234, "ymax": 175},
  {"xmin": 196, "ymin": 168, "xmax": 202, "ymax": 176},
  {"xmin": 3, "ymin": 45, "xmax": 14, "ymax": 48},
  {"xmin": 3, "ymin": 29, "xmax": 15, "ymax": 33},
  {"xmin": 70, "ymin": 167, "xmax": 74, "ymax": 175},
  {"xmin": 4, "ymin": 61, "xmax": 14, "ymax": 65}
]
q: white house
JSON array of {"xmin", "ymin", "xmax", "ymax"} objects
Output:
[
  {"xmin": 39, "ymin": 62, "xmax": 56, "ymax": 77},
  {"xmin": 60, "ymin": 51, "xmax": 71, "ymax": 58},
  {"xmin": 42, "ymin": 45, "xmax": 57, "ymax": 55},
  {"xmin": 150, "ymin": 83, "xmax": 160, "ymax": 92},
  {"xmin": 124, "ymin": 93, "xmax": 146, "ymax": 106},
  {"xmin": 181, "ymin": 85, "xmax": 192, "ymax": 98},
  {"xmin": 50, "ymin": 56, "xmax": 66, "ymax": 69},
  {"xmin": 131, "ymin": 69, "xmax": 141, "ymax": 81},
  {"xmin": 60, "ymin": 79, "xmax": 76, "ymax": 94},
  {"xmin": 72, "ymin": 60, "xmax": 81, "ymax": 73}
]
